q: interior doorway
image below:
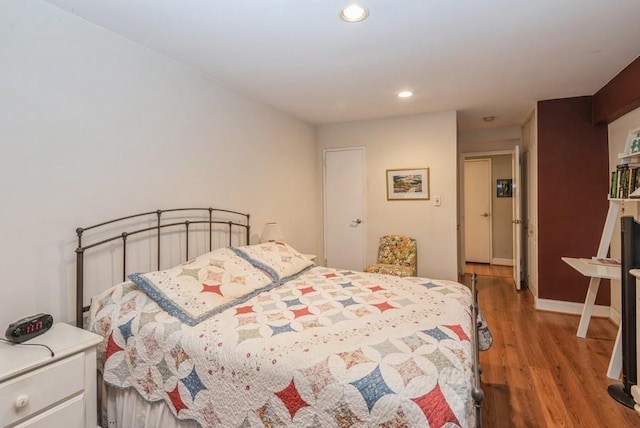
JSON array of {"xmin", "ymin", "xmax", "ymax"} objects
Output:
[
  {"xmin": 460, "ymin": 149, "xmax": 525, "ymax": 287},
  {"xmin": 323, "ymin": 148, "xmax": 365, "ymax": 270}
]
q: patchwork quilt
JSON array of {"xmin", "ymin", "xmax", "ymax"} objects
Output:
[{"xmin": 88, "ymin": 261, "xmax": 477, "ymax": 427}]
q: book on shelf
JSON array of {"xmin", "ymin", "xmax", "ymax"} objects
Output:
[
  {"xmin": 619, "ymin": 164, "xmax": 627, "ymax": 198},
  {"xmin": 610, "ymin": 163, "xmax": 640, "ymax": 199}
]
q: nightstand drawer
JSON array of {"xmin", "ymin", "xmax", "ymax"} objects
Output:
[
  {"xmin": 0, "ymin": 353, "xmax": 84, "ymax": 426},
  {"xmin": 14, "ymin": 394, "xmax": 84, "ymax": 428}
]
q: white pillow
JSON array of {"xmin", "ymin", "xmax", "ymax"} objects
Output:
[{"xmin": 232, "ymin": 241, "xmax": 315, "ymax": 283}]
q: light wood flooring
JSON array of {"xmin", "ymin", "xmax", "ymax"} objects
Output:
[
  {"xmin": 460, "ymin": 264, "xmax": 639, "ymax": 427},
  {"xmin": 464, "ymin": 262, "xmax": 514, "ymax": 278}
]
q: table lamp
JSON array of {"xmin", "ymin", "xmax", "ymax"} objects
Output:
[{"xmin": 261, "ymin": 222, "xmax": 284, "ymax": 242}]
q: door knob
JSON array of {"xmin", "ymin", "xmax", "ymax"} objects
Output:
[
  {"xmin": 351, "ymin": 219, "xmax": 362, "ymax": 225},
  {"xmin": 481, "ymin": 213, "xmax": 490, "ymax": 217}
]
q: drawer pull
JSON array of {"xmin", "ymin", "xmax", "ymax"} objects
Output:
[{"xmin": 15, "ymin": 394, "xmax": 29, "ymax": 409}]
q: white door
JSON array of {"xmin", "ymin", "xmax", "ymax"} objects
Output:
[
  {"xmin": 513, "ymin": 145, "xmax": 524, "ymax": 290},
  {"xmin": 464, "ymin": 159, "xmax": 492, "ymax": 263},
  {"xmin": 324, "ymin": 148, "xmax": 365, "ymax": 270}
]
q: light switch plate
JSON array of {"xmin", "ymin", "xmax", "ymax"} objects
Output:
[{"xmin": 434, "ymin": 195, "xmax": 441, "ymax": 206}]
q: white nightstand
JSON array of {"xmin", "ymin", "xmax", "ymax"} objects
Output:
[{"xmin": 0, "ymin": 323, "xmax": 102, "ymax": 428}]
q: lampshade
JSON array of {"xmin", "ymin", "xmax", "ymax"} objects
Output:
[{"xmin": 261, "ymin": 222, "xmax": 284, "ymax": 242}]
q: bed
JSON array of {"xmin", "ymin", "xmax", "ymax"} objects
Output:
[{"xmin": 75, "ymin": 208, "xmax": 487, "ymax": 427}]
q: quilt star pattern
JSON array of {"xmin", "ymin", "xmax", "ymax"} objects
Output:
[
  {"xmin": 88, "ymin": 266, "xmax": 478, "ymax": 427},
  {"xmin": 127, "ymin": 248, "xmax": 276, "ymax": 326}
]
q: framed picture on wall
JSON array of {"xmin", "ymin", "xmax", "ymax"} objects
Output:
[
  {"xmin": 626, "ymin": 129, "xmax": 640, "ymax": 154},
  {"xmin": 496, "ymin": 179, "xmax": 513, "ymax": 197},
  {"xmin": 386, "ymin": 168, "xmax": 430, "ymax": 200}
]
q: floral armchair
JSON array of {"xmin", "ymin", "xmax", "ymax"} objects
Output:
[{"xmin": 364, "ymin": 235, "xmax": 417, "ymax": 277}]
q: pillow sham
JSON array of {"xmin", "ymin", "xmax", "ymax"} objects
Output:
[
  {"xmin": 232, "ymin": 241, "xmax": 315, "ymax": 283},
  {"xmin": 128, "ymin": 248, "xmax": 275, "ymax": 326}
]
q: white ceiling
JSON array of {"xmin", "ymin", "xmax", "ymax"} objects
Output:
[{"xmin": 44, "ymin": 0, "xmax": 640, "ymax": 130}]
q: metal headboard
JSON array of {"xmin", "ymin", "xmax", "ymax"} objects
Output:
[{"xmin": 75, "ymin": 207, "xmax": 250, "ymax": 327}]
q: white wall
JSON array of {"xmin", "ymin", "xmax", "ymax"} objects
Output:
[
  {"xmin": 0, "ymin": 1, "xmax": 317, "ymax": 327},
  {"xmin": 607, "ymin": 107, "xmax": 640, "ymax": 316},
  {"xmin": 490, "ymin": 155, "xmax": 514, "ymax": 261},
  {"xmin": 458, "ymin": 125, "xmax": 523, "ymax": 153},
  {"xmin": 317, "ymin": 111, "xmax": 458, "ymax": 281}
]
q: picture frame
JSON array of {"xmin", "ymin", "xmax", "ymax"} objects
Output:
[
  {"xmin": 386, "ymin": 168, "xmax": 430, "ymax": 200},
  {"xmin": 626, "ymin": 129, "xmax": 640, "ymax": 155},
  {"xmin": 496, "ymin": 179, "xmax": 513, "ymax": 198}
]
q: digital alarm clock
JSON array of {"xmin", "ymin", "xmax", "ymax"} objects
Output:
[{"xmin": 5, "ymin": 313, "xmax": 54, "ymax": 343}]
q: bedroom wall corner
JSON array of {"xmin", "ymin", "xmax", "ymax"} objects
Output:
[{"xmin": 317, "ymin": 110, "xmax": 458, "ymax": 281}]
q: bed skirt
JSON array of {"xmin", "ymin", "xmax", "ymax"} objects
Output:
[{"xmin": 100, "ymin": 376, "xmax": 196, "ymax": 428}]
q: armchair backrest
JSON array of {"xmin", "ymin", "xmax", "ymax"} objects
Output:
[{"xmin": 377, "ymin": 235, "xmax": 417, "ymax": 269}]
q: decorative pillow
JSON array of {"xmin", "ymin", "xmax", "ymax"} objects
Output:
[
  {"xmin": 128, "ymin": 248, "xmax": 275, "ymax": 326},
  {"xmin": 232, "ymin": 241, "xmax": 315, "ymax": 283}
]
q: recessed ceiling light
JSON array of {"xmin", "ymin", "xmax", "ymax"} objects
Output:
[
  {"xmin": 339, "ymin": 4, "xmax": 369, "ymax": 23},
  {"xmin": 397, "ymin": 91, "xmax": 414, "ymax": 98}
]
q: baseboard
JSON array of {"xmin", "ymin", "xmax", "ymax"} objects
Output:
[
  {"xmin": 536, "ymin": 298, "xmax": 610, "ymax": 318},
  {"xmin": 492, "ymin": 258, "xmax": 514, "ymax": 266}
]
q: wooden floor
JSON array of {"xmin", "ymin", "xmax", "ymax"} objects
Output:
[
  {"xmin": 464, "ymin": 262, "xmax": 513, "ymax": 278},
  {"xmin": 460, "ymin": 264, "xmax": 639, "ymax": 427}
]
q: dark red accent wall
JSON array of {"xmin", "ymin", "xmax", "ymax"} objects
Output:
[
  {"xmin": 538, "ymin": 97, "xmax": 610, "ymax": 304},
  {"xmin": 593, "ymin": 56, "xmax": 640, "ymax": 125}
]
